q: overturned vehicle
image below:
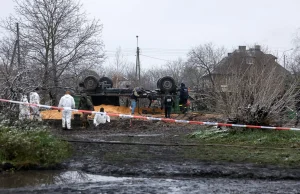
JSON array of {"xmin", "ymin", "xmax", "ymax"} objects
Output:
[{"xmin": 78, "ymin": 75, "xmax": 178, "ymax": 108}]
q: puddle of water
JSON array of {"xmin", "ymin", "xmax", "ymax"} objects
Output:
[
  {"xmin": 54, "ymin": 171, "xmax": 131, "ymax": 184},
  {"xmin": 1, "ymin": 171, "xmax": 300, "ymax": 193},
  {"xmin": 0, "ymin": 170, "xmax": 131, "ymax": 188}
]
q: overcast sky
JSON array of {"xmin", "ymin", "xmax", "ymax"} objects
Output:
[{"xmin": 0, "ymin": 0, "xmax": 299, "ymax": 69}]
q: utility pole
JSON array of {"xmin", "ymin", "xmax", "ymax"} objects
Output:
[
  {"xmin": 16, "ymin": 23, "xmax": 21, "ymax": 70},
  {"xmin": 9, "ymin": 23, "xmax": 20, "ymax": 70},
  {"xmin": 135, "ymin": 35, "xmax": 140, "ymax": 83}
]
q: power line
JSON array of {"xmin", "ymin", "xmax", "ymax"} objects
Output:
[
  {"xmin": 105, "ymin": 53, "xmax": 185, "ymax": 62},
  {"xmin": 105, "ymin": 48, "xmax": 191, "ymax": 53},
  {"xmin": 141, "ymin": 48, "xmax": 191, "ymax": 51},
  {"xmin": 140, "ymin": 54, "xmax": 171, "ymax": 62},
  {"xmin": 105, "ymin": 48, "xmax": 191, "ymax": 51},
  {"xmin": 104, "ymin": 48, "xmax": 190, "ymax": 59}
]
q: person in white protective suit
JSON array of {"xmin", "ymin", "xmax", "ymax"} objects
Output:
[
  {"xmin": 58, "ymin": 90, "xmax": 75, "ymax": 130},
  {"xmin": 19, "ymin": 94, "xmax": 30, "ymax": 120},
  {"xmin": 93, "ymin": 107, "xmax": 110, "ymax": 127},
  {"xmin": 29, "ymin": 87, "xmax": 42, "ymax": 121}
]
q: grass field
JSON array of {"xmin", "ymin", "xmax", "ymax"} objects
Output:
[{"xmin": 185, "ymin": 127, "xmax": 300, "ymax": 167}]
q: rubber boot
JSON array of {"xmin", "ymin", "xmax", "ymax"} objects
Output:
[
  {"xmin": 81, "ymin": 122, "xmax": 86, "ymax": 129},
  {"xmin": 85, "ymin": 121, "xmax": 90, "ymax": 129}
]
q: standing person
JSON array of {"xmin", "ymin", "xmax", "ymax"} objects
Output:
[
  {"xmin": 93, "ymin": 107, "xmax": 110, "ymax": 127},
  {"xmin": 179, "ymin": 83, "xmax": 189, "ymax": 114},
  {"xmin": 130, "ymin": 87, "xmax": 140, "ymax": 115},
  {"xmin": 78, "ymin": 92, "xmax": 94, "ymax": 128},
  {"xmin": 295, "ymin": 93, "xmax": 300, "ymax": 127},
  {"xmin": 58, "ymin": 90, "xmax": 75, "ymax": 130},
  {"xmin": 29, "ymin": 87, "xmax": 42, "ymax": 121},
  {"xmin": 19, "ymin": 94, "xmax": 30, "ymax": 120},
  {"xmin": 161, "ymin": 94, "xmax": 175, "ymax": 118}
]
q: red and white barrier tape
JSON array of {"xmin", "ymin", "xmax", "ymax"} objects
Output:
[{"xmin": 0, "ymin": 98, "xmax": 299, "ymax": 131}]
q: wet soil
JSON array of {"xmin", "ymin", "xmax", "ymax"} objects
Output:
[
  {"xmin": 50, "ymin": 117, "xmax": 300, "ymax": 180},
  {"xmin": 2, "ymin": 115, "xmax": 300, "ymax": 193}
]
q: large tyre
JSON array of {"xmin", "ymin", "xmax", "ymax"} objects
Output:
[
  {"xmin": 83, "ymin": 76, "xmax": 98, "ymax": 90},
  {"xmin": 159, "ymin": 76, "xmax": 176, "ymax": 93},
  {"xmin": 156, "ymin": 78, "xmax": 162, "ymax": 89},
  {"xmin": 99, "ymin": 76, "xmax": 113, "ymax": 88}
]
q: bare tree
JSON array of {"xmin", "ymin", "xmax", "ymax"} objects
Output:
[
  {"xmin": 287, "ymin": 30, "xmax": 300, "ymax": 79},
  {"xmin": 0, "ymin": 35, "xmax": 34, "ymax": 98},
  {"xmin": 187, "ymin": 43, "xmax": 226, "ymax": 89},
  {"xmin": 164, "ymin": 58, "xmax": 186, "ymax": 85},
  {"xmin": 146, "ymin": 67, "xmax": 167, "ymax": 88},
  {"xmin": 105, "ymin": 47, "xmax": 129, "ymax": 88},
  {"xmin": 182, "ymin": 62, "xmax": 206, "ymax": 91},
  {"xmin": 2, "ymin": 0, "xmax": 104, "ymax": 104},
  {"xmin": 215, "ymin": 52, "xmax": 295, "ymax": 126},
  {"xmin": 0, "ymin": 34, "xmax": 37, "ymax": 120}
]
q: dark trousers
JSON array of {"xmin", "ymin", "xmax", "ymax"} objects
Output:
[
  {"xmin": 82, "ymin": 113, "xmax": 91, "ymax": 128},
  {"xmin": 179, "ymin": 98, "xmax": 188, "ymax": 113},
  {"xmin": 165, "ymin": 107, "xmax": 172, "ymax": 118},
  {"xmin": 295, "ymin": 110, "xmax": 300, "ymax": 126}
]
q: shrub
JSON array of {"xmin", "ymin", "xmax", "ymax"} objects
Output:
[{"xmin": 0, "ymin": 124, "xmax": 72, "ymax": 169}]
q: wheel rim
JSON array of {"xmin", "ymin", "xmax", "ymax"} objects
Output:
[
  {"xmin": 162, "ymin": 80, "xmax": 172, "ymax": 90},
  {"xmin": 84, "ymin": 76, "xmax": 98, "ymax": 90},
  {"xmin": 87, "ymin": 79, "xmax": 95, "ymax": 88}
]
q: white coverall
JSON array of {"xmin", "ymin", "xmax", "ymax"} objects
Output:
[
  {"xmin": 29, "ymin": 92, "xmax": 42, "ymax": 121},
  {"xmin": 19, "ymin": 95, "xmax": 30, "ymax": 120},
  {"xmin": 93, "ymin": 112, "xmax": 110, "ymax": 126},
  {"xmin": 58, "ymin": 94, "xmax": 75, "ymax": 129}
]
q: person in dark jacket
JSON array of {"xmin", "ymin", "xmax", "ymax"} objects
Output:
[
  {"xmin": 295, "ymin": 93, "xmax": 300, "ymax": 127},
  {"xmin": 130, "ymin": 87, "xmax": 140, "ymax": 115},
  {"xmin": 161, "ymin": 94, "xmax": 175, "ymax": 118},
  {"xmin": 179, "ymin": 83, "xmax": 189, "ymax": 113},
  {"xmin": 78, "ymin": 93, "xmax": 94, "ymax": 128}
]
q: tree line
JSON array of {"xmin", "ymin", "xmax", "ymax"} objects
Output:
[{"xmin": 1, "ymin": 0, "xmax": 300, "ymax": 126}]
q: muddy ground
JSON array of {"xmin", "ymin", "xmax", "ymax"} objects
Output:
[
  {"xmin": 2, "ymin": 115, "xmax": 300, "ymax": 193},
  {"xmin": 49, "ymin": 116, "xmax": 300, "ymax": 180}
]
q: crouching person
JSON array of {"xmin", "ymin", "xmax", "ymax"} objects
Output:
[{"xmin": 93, "ymin": 107, "xmax": 110, "ymax": 127}]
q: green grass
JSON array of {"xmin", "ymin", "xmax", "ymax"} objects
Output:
[
  {"xmin": 0, "ymin": 125, "xmax": 72, "ymax": 169},
  {"xmin": 189, "ymin": 128, "xmax": 300, "ymax": 147},
  {"xmin": 185, "ymin": 128, "xmax": 300, "ymax": 167}
]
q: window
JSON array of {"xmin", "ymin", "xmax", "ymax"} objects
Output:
[
  {"xmin": 246, "ymin": 57, "xmax": 254, "ymax": 65},
  {"xmin": 221, "ymin": 85, "xmax": 228, "ymax": 92}
]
